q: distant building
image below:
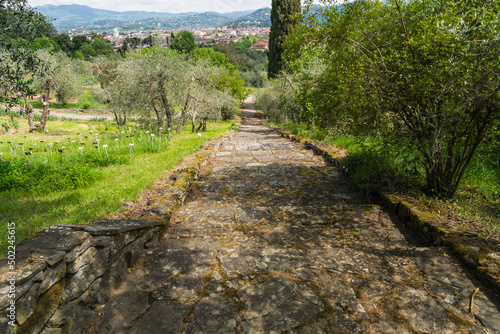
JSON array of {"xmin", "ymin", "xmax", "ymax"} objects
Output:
[{"xmin": 250, "ymin": 39, "xmax": 269, "ymax": 51}]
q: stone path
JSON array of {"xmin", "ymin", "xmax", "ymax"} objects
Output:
[{"xmin": 86, "ymin": 103, "xmax": 500, "ymax": 334}]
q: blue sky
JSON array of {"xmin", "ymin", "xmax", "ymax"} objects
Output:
[{"xmin": 28, "ymin": 0, "xmax": 278, "ymax": 13}]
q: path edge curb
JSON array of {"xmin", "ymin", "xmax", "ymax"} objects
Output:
[{"xmin": 139, "ymin": 130, "xmax": 235, "ymax": 225}]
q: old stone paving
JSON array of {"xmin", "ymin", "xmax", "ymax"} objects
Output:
[{"xmin": 88, "ymin": 104, "xmax": 500, "ymax": 333}]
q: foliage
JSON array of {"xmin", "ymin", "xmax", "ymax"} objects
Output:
[
  {"xmin": 33, "ymin": 50, "xmax": 80, "ymax": 104},
  {"xmin": 51, "ymin": 33, "xmax": 72, "ymax": 55},
  {"xmin": 239, "ymin": 49, "xmax": 269, "ymax": 87},
  {"xmin": 71, "ymin": 35, "xmax": 90, "ymax": 53},
  {"xmin": 0, "ymin": 0, "xmax": 53, "ymax": 107},
  {"xmin": 256, "ymin": 75, "xmax": 302, "ymax": 123},
  {"xmin": 170, "ymin": 31, "xmax": 196, "ymax": 54},
  {"xmin": 281, "ymin": 0, "xmax": 500, "ymax": 198},
  {"xmin": 29, "ymin": 36, "xmax": 60, "ymax": 53},
  {"xmin": 91, "ymin": 38, "xmax": 114, "ymax": 57},
  {"xmin": 191, "ymin": 48, "xmax": 236, "ymax": 72},
  {"xmin": 215, "ymin": 43, "xmax": 246, "ymax": 70},
  {"xmin": 233, "ymin": 35, "xmax": 261, "ymax": 51},
  {"xmin": 268, "ymin": 0, "xmax": 301, "ymax": 78},
  {"xmin": 100, "ymin": 47, "xmax": 187, "ymax": 128},
  {"xmin": 118, "ymin": 36, "xmax": 141, "ymax": 55},
  {"xmin": 101, "ymin": 46, "xmax": 244, "ymax": 128}
]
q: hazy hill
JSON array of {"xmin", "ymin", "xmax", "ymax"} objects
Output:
[
  {"xmin": 35, "ymin": 4, "xmax": 257, "ymax": 30},
  {"xmin": 228, "ymin": 8, "xmax": 271, "ymax": 28}
]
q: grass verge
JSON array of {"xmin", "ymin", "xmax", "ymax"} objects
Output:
[{"xmin": 0, "ymin": 118, "xmax": 232, "ymax": 256}]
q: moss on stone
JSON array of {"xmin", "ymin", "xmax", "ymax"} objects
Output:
[
  {"xmin": 234, "ymin": 224, "xmax": 257, "ymax": 232},
  {"xmin": 16, "ymin": 280, "xmax": 64, "ymax": 334},
  {"xmin": 444, "ymin": 308, "xmax": 472, "ymax": 330},
  {"xmin": 218, "ymin": 185, "xmax": 230, "ymax": 196}
]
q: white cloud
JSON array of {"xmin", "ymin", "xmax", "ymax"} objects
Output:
[{"xmin": 28, "ymin": 0, "xmax": 274, "ymax": 13}]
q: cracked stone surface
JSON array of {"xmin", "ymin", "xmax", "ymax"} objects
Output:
[{"xmin": 87, "ymin": 103, "xmax": 500, "ymax": 334}]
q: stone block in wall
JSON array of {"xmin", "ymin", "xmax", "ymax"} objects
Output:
[
  {"xmin": 62, "ymin": 248, "xmax": 110, "ymax": 303},
  {"xmin": 63, "ymin": 219, "xmax": 163, "ymax": 236},
  {"xmin": 108, "ymin": 256, "xmax": 128, "ymax": 291},
  {"xmin": 39, "ymin": 261, "xmax": 66, "ymax": 296},
  {"xmin": 67, "ymin": 247, "xmax": 98, "ymax": 275},
  {"xmin": 41, "ymin": 328, "xmax": 62, "ymax": 334},
  {"xmin": 64, "ymin": 237, "xmax": 93, "ymax": 264},
  {"xmin": 15, "ymin": 282, "xmax": 40, "ymax": 325},
  {"xmin": 46, "ymin": 297, "xmax": 78, "ymax": 328},
  {"xmin": 14, "ymin": 280, "xmax": 64, "ymax": 334}
]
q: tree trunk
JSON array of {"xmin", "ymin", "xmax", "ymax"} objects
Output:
[
  {"xmin": 151, "ymin": 95, "xmax": 164, "ymax": 130},
  {"xmin": 21, "ymin": 92, "xmax": 35, "ymax": 130},
  {"xmin": 113, "ymin": 111, "xmax": 127, "ymax": 125},
  {"xmin": 196, "ymin": 120, "xmax": 203, "ymax": 132},
  {"xmin": 202, "ymin": 117, "xmax": 207, "ymax": 131},
  {"xmin": 191, "ymin": 109, "xmax": 198, "ymax": 133},
  {"xmin": 159, "ymin": 81, "xmax": 173, "ymax": 130},
  {"xmin": 177, "ymin": 74, "xmax": 195, "ymax": 134},
  {"xmin": 40, "ymin": 78, "xmax": 51, "ymax": 131}
]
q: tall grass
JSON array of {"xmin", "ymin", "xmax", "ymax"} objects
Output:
[{"xmin": 0, "ymin": 118, "xmax": 232, "ymax": 255}]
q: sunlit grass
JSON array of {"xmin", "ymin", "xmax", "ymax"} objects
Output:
[{"xmin": 0, "ymin": 118, "xmax": 232, "ymax": 255}]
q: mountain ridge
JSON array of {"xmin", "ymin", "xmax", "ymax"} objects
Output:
[{"xmin": 35, "ymin": 4, "xmax": 266, "ymax": 30}]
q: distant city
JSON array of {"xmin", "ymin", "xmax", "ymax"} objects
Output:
[
  {"xmin": 35, "ymin": 4, "xmax": 273, "ymax": 51},
  {"xmin": 105, "ymin": 26, "xmax": 270, "ymax": 51}
]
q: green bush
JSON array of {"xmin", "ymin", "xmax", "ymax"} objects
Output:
[{"xmin": 338, "ymin": 137, "xmax": 424, "ymax": 193}]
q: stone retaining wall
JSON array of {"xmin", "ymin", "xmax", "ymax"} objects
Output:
[
  {"xmin": 277, "ymin": 128, "xmax": 500, "ymax": 296},
  {"xmin": 0, "ymin": 134, "xmax": 229, "ymax": 334}
]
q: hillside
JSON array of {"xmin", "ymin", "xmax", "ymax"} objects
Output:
[
  {"xmin": 228, "ymin": 7, "xmax": 271, "ymax": 28},
  {"xmin": 35, "ymin": 4, "xmax": 256, "ymax": 30}
]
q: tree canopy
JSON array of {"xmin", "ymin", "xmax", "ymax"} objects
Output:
[
  {"xmin": 0, "ymin": 0, "xmax": 54, "ymax": 107},
  {"xmin": 170, "ymin": 31, "xmax": 196, "ymax": 54}
]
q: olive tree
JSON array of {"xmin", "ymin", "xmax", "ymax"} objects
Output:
[
  {"xmin": 30, "ymin": 50, "xmax": 79, "ymax": 130},
  {"xmin": 188, "ymin": 63, "xmax": 239, "ymax": 132},
  {"xmin": 102, "ymin": 47, "xmax": 189, "ymax": 129},
  {"xmin": 0, "ymin": 0, "xmax": 54, "ymax": 130}
]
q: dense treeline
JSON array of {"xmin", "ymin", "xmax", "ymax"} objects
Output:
[{"xmin": 259, "ymin": 0, "xmax": 500, "ymax": 198}]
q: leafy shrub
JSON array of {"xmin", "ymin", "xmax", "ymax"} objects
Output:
[
  {"xmin": 82, "ymin": 102, "xmax": 91, "ymax": 109},
  {"xmin": 339, "ymin": 138, "xmax": 423, "ymax": 194},
  {"xmin": 8, "ymin": 111, "xmax": 20, "ymax": 130},
  {"xmin": 90, "ymin": 117, "xmax": 108, "ymax": 122},
  {"xmin": 1, "ymin": 122, "xmax": 9, "ymax": 133},
  {"xmin": 61, "ymin": 117, "xmax": 78, "ymax": 122}
]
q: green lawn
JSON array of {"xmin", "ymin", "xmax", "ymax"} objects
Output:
[{"xmin": 0, "ymin": 116, "xmax": 233, "ymax": 255}]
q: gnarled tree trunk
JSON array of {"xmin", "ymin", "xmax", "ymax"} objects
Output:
[
  {"xmin": 177, "ymin": 74, "xmax": 195, "ymax": 134},
  {"xmin": 40, "ymin": 78, "xmax": 51, "ymax": 131},
  {"xmin": 21, "ymin": 92, "xmax": 35, "ymax": 131},
  {"xmin": 159, "ymin": 81, "xmax": 173, "ymax": 130}
]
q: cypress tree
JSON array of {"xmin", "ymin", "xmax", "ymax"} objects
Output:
[{"xmin": 268, "ymin": 0, "xmax": 301, "ymax": 79}]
